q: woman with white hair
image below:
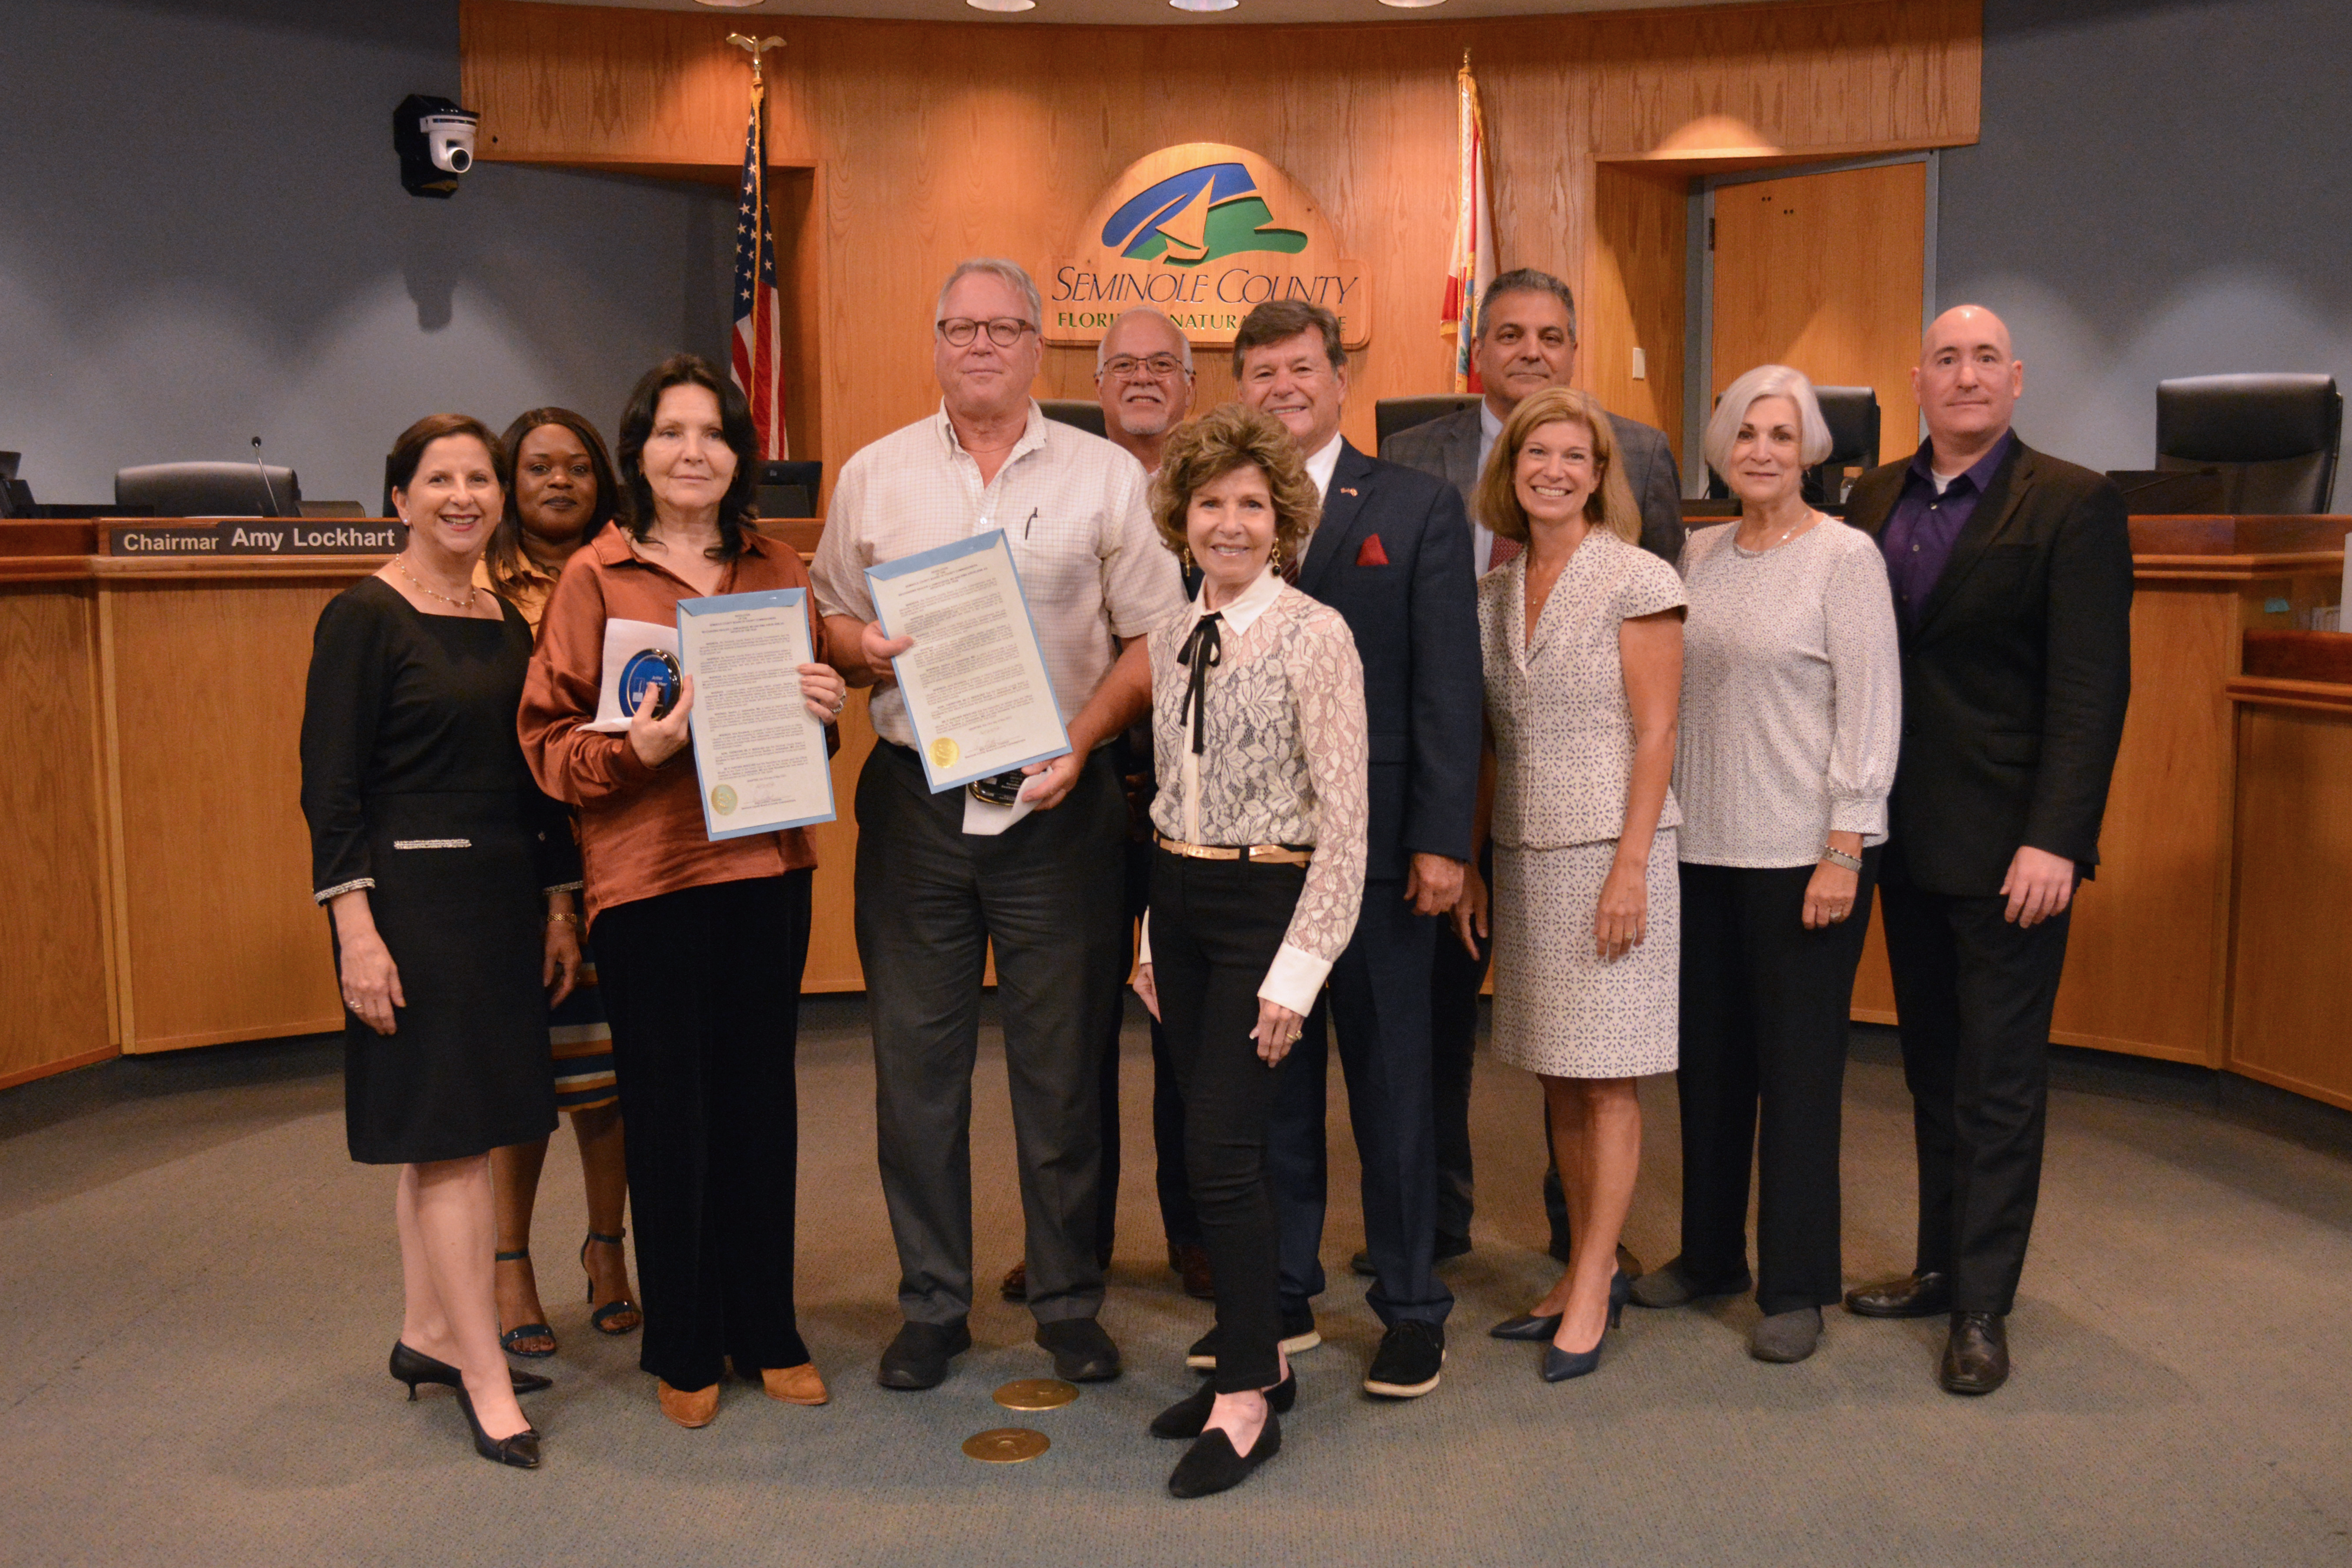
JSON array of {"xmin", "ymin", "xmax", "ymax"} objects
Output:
[{"xmin": 1628, "ymin": 365, "xmax": 1900, "ymax": 1365}]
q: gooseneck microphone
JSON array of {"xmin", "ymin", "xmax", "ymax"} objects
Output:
[{"xmin": 251, "ymin": 435, "xmax": 285, "ymax": 519}]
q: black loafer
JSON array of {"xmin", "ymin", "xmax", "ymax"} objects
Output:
[
  {"xmin": 1844, "ymin": 1271, "xmax": 1953, "ymax": 1319},
  {"xmin": 1168, "ymin": 1412, "xmax": 1281, "ymax": 1498},
  {"xmin": 1363, "ymin": 1320, "xmax": 1445, "ymax": 1398},
  {"xmin": 1036, "ymin": 1317, "xmax": 1122, "ymax": 1382},
  {"xmin": 1939, "ymin": 1311, "xmax": 2009, "ymax": 1395},
  {"xmin": 1150, "ymin": 1371, "xmax": 1297, "ymax": 1438},
  {"xmin": 877, "ymin": 1319, "xmax": 970, "ymax": 1390}
]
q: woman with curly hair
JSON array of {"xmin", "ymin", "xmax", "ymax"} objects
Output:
[{"xmin": 1131, "ymin": 403, "xmax": 1368, "ymax": 1498}]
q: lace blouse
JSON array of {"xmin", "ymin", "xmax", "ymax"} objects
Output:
[{"xmin": 1144, "ymin": 566, "xmax": 1369, "ymax": 1014}]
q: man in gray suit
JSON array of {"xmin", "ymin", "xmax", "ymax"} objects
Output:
[{"xmin": 1377, "ymin": 266, "xmax": 1684, "ymax": 1272}]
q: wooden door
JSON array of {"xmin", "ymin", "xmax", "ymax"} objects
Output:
[{"xmin": 1710, "ymin": 162, "xmax": 1926, "ymax": 468}]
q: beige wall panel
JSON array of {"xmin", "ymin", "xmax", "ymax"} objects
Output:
[
  {"xmin": 1588, "ymin": 163, "xmax": 1688, "ymax": 465},
  {"xmin": 1711, "ymin": 160, "xmax": 1926, "ymax": 466}
]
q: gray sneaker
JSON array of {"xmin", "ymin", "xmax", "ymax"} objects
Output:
[{"xmin": 1750, "ymin": 1306, "xmax": 1823, "ymax": 1363}]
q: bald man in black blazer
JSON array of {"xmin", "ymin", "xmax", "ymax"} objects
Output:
[{"xmin": 1839, "ymin": 305, "xmax": 2133, "ymax": 1396}]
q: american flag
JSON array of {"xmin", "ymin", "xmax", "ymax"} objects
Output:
[
  {"xmin": 731, "ymin": 82, "xmax": 788, "ymax": 460},
  {"xmin": 1440, "ymin": 56, "xmax": 1495, "ymax": 395}
]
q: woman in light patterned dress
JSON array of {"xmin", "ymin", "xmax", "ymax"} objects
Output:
[
  {"xmin": 1132, "ymin": 403, "xmax": 1368, "ymax": 1498},
  {"xmin": 1453, "ymin": 386, "xmax": 1686, "ymax": 1383},
  {"xmin": 1630, "ymin": 366, "xmax": 1898, "ymax": 1365}
]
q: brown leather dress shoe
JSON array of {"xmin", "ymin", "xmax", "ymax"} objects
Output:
[
  {"xmin": 1843, "ymin": 1270, "xmax": 1954, "ymax": 1318},
  {"xmin": 658, "ymin": 1379, "xmax": 719, "ymax": 1428},
  {"xmin": 1173, "ymin": 1243, "xmax": 1215, "ymax": 1300},
  {"xmin": 1939, "ymin": 1311, "xmax": 2009, "ymax": 1394},
  {"xmin": 762, "ymin": 1363, "xmax": 829, "ymax": 1406}
]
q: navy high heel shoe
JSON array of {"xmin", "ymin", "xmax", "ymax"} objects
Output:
[
  {"xmin": 1542, "ymin": 1338, "xmax": 1604, "ymax": 1382},
  {"xmin": 390, "ymin": 1341, "xmax": 551, "ymax": 1399},
  {"xmin": 1493, "ymin": 1269, "xmax": 1630, "ymax": 1342}
]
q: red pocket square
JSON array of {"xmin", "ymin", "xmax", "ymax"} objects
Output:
[{"xmin": 1355, "ymin": 534, "xmax": 1390, "ymax": 566}]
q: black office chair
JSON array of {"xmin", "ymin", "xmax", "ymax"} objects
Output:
[
  {"xmin": 1040, "ymin": 399, "xmax": 1107, "ymax": 438},
  {"xmin": 2156, "ymin": 374, "xmax": 2342, "ymax": 514},
  {"xmin": 754, "ymin": 460, "xmax": 824, "ymax": 519},
  {"xmin": 1805, "ymin": 386, "xmax": 1881, "ymax": 503},
  {"xmin": 1375, "ymin": 394, "xmax": 1480, "ymax": 449},
  {"xmin": 116, "ymin": 461, "xmax": 300, "ymax": 518}
]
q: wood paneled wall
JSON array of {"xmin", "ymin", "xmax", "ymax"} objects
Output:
[
  {"xmin": 462, "ymin": 0, "xmax": 1980, "ymax": 482},
  {"xmin": 1, "ymin": 584, "xmax": 114, "ymax": 1089}
]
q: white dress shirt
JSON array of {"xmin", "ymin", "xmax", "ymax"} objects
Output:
[
  {"xmin": 1472, "ymin": 400, "xmax": 1504, "ymax": 575},
  {"xmin": 809, "ymin": 401, "xmax": 1185, "ymax": 749}
]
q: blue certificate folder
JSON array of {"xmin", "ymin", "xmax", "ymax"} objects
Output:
[
  {"xmin": 865, "ymin": 529, "xmax": 1071, "ymax": 794},
  {"xmin": 675, "ymin": 586, "xmax": 837, "ymax": 840}
]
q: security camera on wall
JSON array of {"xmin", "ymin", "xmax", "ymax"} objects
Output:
[{"xmin": 394, "ymin": 94, "xmax": 481, "ymax": 198}]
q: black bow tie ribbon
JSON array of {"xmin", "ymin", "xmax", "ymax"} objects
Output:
[{"xmin": 1178, "ymin": 611, "xmax": 1223, "ymax": 757}]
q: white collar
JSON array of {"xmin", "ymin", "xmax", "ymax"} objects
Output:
[
  {"xmin": 934, "ymin": 399, "xmax": 1047, "ymax": 464},
  {"xmin": 1479, "ymin": 400, "xmax": 1504, "ymax": 445},
  {"xmin": 1189, "ymin": 563, "xmax": 1283, "ymax": 635},
  {"xmin": 1304, "ymin": 432, "xmax": 1346, "ymax": 499}
]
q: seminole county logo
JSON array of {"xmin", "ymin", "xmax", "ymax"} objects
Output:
[{"xmin": 1046, "ymin": 143, "xmax": 1370, "ymax": 350}]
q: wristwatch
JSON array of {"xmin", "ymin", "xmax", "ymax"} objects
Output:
[{"xmin": 1821, "ymin": 845, "xmax": 1864, "ymax": 872}]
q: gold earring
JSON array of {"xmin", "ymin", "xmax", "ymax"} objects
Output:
[{"xmin": 1181, "ymin": 545, "xmax": 1195, "ymax": 571}]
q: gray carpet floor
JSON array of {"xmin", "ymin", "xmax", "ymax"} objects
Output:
[{"xmin": 4, "ymin": 1001, "xmax": 2351, "ymax": 1567}]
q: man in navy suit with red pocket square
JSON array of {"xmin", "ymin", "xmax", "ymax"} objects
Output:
[{"xmin": 1211, "ymin": 299, "xmax": 1481, "ymax": 1400}]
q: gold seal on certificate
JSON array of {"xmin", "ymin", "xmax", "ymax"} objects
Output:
[
  {"xmin": 866, "ymin": 530, "xmax": 1073, "ymax": 793},
  {"xmin": 673, "ymin": 587, "xmax": 838, "ymax": 841}
]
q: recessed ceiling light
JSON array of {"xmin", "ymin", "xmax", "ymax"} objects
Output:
[
  {"xmin": 1377, "ymin": 0, "xmax": 1449, "ymax": 7},
  {"xmin": 1169, "ymin": 0, "xmax": 1240, "ymax": 11},
  {"xmin": 967, "ymin": 0, "xmax": 1037, "ymax": 9},
  {"xmin": 692, "ymin": 0, "xmax": 766, "ymax": 8}
]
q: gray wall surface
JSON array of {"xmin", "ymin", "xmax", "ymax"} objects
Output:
[
  {"xmin": 1940, "ymin": 0, "xmax": 2352, "ymax": 495},
  {"xmin": 0, "ymin": 0, "xmax": 732, "ymax": 508}
]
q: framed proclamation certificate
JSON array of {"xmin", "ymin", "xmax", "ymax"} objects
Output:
[
  {"xmin": 675, "ymin": 587, "xmax": 838, "ymax": 840},
  {"xmin": 864, "ymin": 529, "xmax": 1071, "ymax": 793}
]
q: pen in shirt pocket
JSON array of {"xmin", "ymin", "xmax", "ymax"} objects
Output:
[{"xmin": 1022, "ymin": 507, "xmax": 1039, "ymax": 538}]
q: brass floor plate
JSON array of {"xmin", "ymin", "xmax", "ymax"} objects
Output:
[
  {"xmin": 963, "ymin": 1426, "xmax": 1049, "ymax": 1463},
  {"xmin": 993, "ymin": 1377, "xmax": 1078, "ymax": 1411}
]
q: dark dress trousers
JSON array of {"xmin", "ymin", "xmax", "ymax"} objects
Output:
[
  {"xmin": 1269, "ymin": 439, "xmax": 1481, "ymax": 1325},
  {"xmin": 1844, "ymin": 437, "xmax": 2133, "ymax": 1314},
  {"xmin": 1379, "ymin": 404, "xmax": 1684, "ymax": 1248}
]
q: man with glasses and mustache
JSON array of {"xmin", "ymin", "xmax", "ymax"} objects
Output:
[
  {"xmin": 1095, "ymin": 307, "xmax": 1196, "ymax": 477},
  {"xmin": 811, "ymin": 259, "xmax": 1186, "ymax": 1394}
]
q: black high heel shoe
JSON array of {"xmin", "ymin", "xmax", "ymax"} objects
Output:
[
  {"xmin": 1150, "ymin": 1372, "xmax": 1297, "ymax": 1439},
  {"xmin": 1492, "ymin": 1268, "xmax": 1630, "ymax": 1341},
  {"xmin": 581, "ymin": 1230, "xmax": 641, "ymax": 1336},
  {"xmin": 1168, "ymin": 1410, "xmax": 1280, "ymax": 1499},
  {"xmin": 453, "ymin": 1385, "xmax": 542, "ymax": 1470},
  {"xmin": 495, "ymin": 1250, "xmax": 556, "ymax": 1358},
  {"xmin": 389, "ymin": 1341, "xmax": 552, "ymax": 1399}
]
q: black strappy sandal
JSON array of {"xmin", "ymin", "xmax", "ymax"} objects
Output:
[
  {"xmin": 494, "ymin": 1249, "xmax": 557, "ymax": 1358},
  {"xmin": 581, "ymin": 1231, "xmax": 641, "ymax": 1336}
]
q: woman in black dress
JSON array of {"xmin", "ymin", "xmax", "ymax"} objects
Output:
[{"xmin": 299, "ymin": 413, "xmax": 583, "ymax": 1471}]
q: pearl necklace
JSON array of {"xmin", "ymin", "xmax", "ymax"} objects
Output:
[{"xmin": 395, "ymin": 551, "xmax": 477, "ymax": 612}]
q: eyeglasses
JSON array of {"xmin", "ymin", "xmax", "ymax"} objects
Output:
[
  {"xmin": 936, "ymin": 317, "xmax": 1037, "ymax": 348},
  {"xmin": 1101, "ymin": 354, "xmax": 1189, "ymax": 380}
]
